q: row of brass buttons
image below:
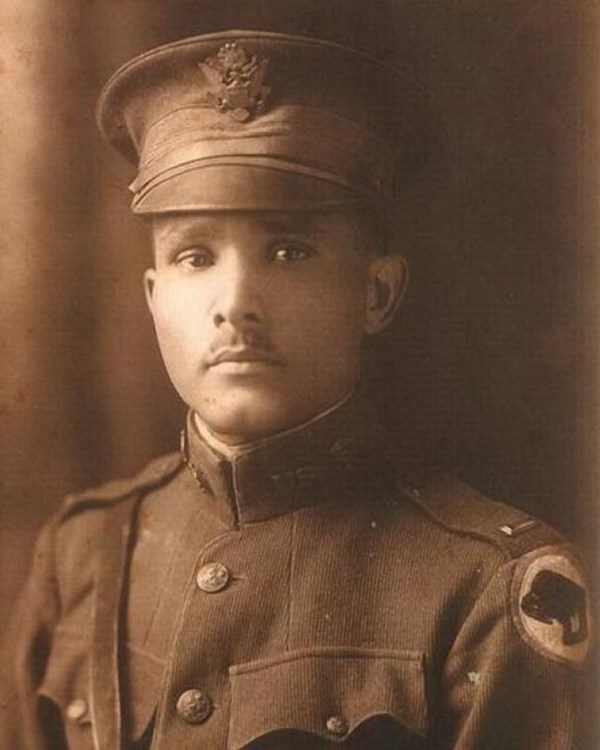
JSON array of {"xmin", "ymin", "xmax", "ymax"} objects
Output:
[
  {"xmin": 175, "ymin": 563, "xmax": 229, "ymax": 724},
  {"xmin": 191, "ymin": 562, "xmax": 349, "ymax": 737}
]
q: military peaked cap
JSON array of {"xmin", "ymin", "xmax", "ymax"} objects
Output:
[{"xmin": 96, "ymin": 30, "xmax": 429, "ymax": 214}]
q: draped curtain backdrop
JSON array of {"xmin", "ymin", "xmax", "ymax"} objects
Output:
[{"xmin": 1, "ymin": 0, "xmax": 599, "ymax": 629}]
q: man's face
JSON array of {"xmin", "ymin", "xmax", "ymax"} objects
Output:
[{"xmin": 146, "ymin": 211, "xmax": 401, "ymax": 442}]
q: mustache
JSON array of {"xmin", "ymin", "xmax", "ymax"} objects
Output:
[{"xmin": 206, "ymin": 328, "xmax": 281, "ymax": 366}]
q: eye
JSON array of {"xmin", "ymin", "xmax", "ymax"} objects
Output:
[
  {"xmin": 270, "ymin": 243, "xmax": 314, "ymax": 263},
  {"xmin": 175, "ymin": 247, "xmax": 214, "ymax": 269}
]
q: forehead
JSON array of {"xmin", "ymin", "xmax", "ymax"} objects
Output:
[{"xmin": 150, "ymin": 211, "xmax": 360, "ymax": 246}]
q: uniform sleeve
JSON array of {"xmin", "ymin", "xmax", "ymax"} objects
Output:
[
  {"xmin": 0, "ymin": 521, "xmax": 64, "ymax": 750},
  {"xmin": 438, "ymin": 544, "xmax": 592, "ymax": 750}
]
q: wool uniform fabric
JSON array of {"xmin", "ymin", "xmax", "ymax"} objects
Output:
[{"xmin": 0, "ymin": 394, "xmax": 590, "ymax": 750}]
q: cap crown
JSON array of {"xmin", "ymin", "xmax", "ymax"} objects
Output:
[{"xmin": 97, "ymin": 31, "xmax": 428, "ymax": 213}]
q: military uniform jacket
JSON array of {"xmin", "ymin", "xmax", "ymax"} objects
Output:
[{"xmin": 0, "ymin": 396, "xmax": 592, "ymax": 749}]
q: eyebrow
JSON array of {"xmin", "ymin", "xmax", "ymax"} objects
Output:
[
  {"xmin": 153, "ymin": 213, "xmax": 327, "ymax": 247},
  {"xmin": 257, "ymin": 215, "xmax": 325, "ymax": 238},
  {"xmin": 152, "ymin": 221, "xmax": 216, "ymax": 249}
]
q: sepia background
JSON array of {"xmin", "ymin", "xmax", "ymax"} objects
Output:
[{"xmin": 1, "ymin": 0, "xmax": 598, "ymax": 638}]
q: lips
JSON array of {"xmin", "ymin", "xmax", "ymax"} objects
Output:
[{"xmin": 207, "ymin": 347, "xmax": 282, "ymax": 367}]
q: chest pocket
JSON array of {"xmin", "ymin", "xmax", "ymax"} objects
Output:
[
  {"xmin": 37, "ymin": 631, "xmax": 94, "ymax": 750},
  {"xmin": 228, "ymin": 648, "xmax": 429, "ymax": 750}
]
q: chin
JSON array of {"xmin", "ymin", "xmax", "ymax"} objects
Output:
[{"xmin": 192, "ymin": 387, "xmax": 301, "ymax": 442}]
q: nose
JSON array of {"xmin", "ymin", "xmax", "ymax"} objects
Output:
[{"xmin": 212, "ymin": 255, "xmax": 263, "ymax": 329}]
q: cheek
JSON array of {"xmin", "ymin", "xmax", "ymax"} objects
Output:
[
  {"xmin": 309, "ymin": 263, "xmax": 368, "ymax": 333},
  {"xmin": 149, "ymin": 279, "xmax": 209, "ymax": 365},
  {"xmin": 279, "ymin": 274, "xmax": 368, "ymax": 359}
]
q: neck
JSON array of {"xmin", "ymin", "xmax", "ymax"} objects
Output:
[{"xmin": 193, "ymin": 390, "xmax": 355, "ymax": 460}]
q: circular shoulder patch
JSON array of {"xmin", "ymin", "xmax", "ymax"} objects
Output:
[{"xmin": 511, "ymin": 546, "xmax": 591, "ymax": 668}]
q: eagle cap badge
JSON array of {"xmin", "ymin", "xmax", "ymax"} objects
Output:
[{"xmin": 198, "ymin": 42, "xmax": 271, "ymax": 122}]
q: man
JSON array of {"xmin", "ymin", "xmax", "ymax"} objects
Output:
[{"xmin": 0, "ymin": 30, "xmax": 591, "ymax": 750}]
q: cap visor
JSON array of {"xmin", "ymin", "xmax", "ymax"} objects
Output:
[{"xmin": 132, "ymin": 163, "xmax": 368, "ymax": 214}]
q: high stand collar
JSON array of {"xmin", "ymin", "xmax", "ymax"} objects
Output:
[{"xmin": 180, "ymin": 391, "xmax": 396, "ymax": 528}]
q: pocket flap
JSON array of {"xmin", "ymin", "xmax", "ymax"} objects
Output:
[{"xmin": 228, "ymin": 647, "xmax": 428, "ymax": 749}]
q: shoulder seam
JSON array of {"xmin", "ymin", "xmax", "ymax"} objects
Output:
[
  {"xmin": 404, "ymin": 489, "xmax": 512, "ymax": 562},
  {"xmin": 396, "ymin": 472, "xmax": 565, "ymax": 561},
  {"xmin": 59, "ymin": 452, "xmax": 183, "ymax": 521}
]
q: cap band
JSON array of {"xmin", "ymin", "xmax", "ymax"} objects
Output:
[{"xmin": 131, "ymin": 162, "xmax": 367, "ymax": 214}]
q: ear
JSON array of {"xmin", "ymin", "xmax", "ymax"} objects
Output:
[
  {"xmin": 143, "ymin": 267, "xmax": 157, "ymax": 316},
  {"xmin": 363, "ymin": 254, "xmax": 409, "ymax": 334}
]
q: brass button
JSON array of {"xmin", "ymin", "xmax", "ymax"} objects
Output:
[
  {"xmin": 325, "ymin": 714, "xmax": 348, "ymax": 737},
  {"xmin": 66, "ymin": 698, "xmax": 88, "ymax": 723},
  {"xmin": 196, "ymin": 562, "xmax": 230, "ymax": 593},
  {"xmin": 176, "ymin": 689, "xmax": 213, "ymax": 724}
]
